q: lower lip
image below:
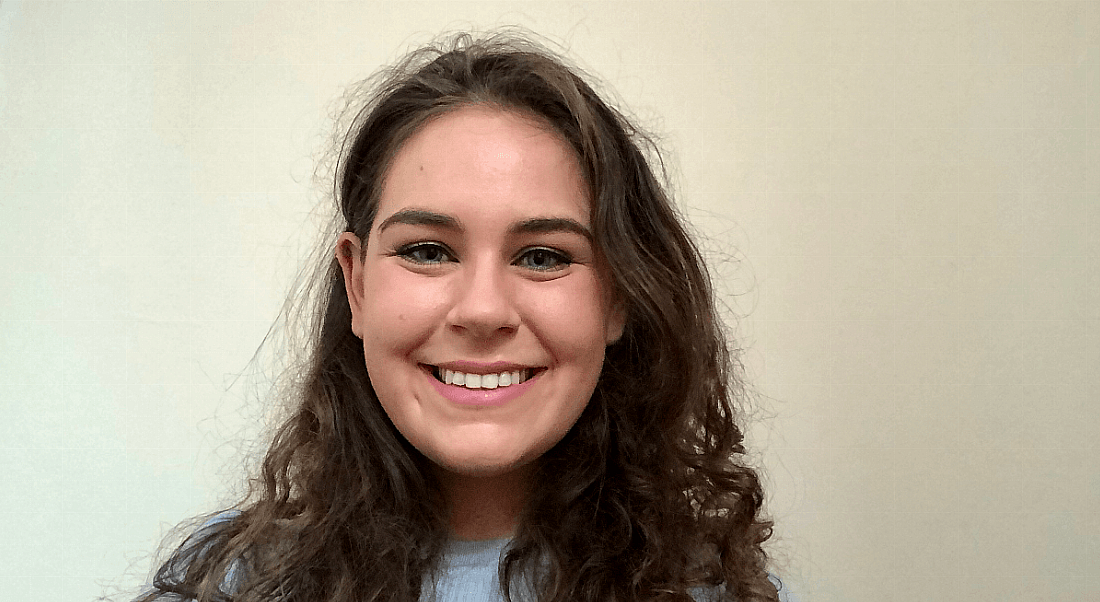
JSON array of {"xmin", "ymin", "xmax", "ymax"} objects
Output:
[{"xmin": 425, "ymin": 368, "xmax": 539, "ymax": 406}]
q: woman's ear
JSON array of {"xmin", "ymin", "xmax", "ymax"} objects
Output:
[{"xmin": 336, "ymin": 232, "xmax": 366, "ymax": 338}]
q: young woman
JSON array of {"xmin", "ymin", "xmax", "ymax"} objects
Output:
[{"xmin": 139, "ymin": 33, "xmax": 789, "ymax": 602}]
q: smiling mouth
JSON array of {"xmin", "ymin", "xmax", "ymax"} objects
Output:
[{"xmin": 428, "ymin": 365, "xmax": 540, "ymax": 390}]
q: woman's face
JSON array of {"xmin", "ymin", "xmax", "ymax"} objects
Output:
[{"xmin": 338, "ymin": 106, "xmax": 624, "ymax": 478}]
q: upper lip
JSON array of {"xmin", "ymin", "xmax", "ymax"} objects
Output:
[{"xmin": 429, "ymin": 360, "xmax": 540, "ymax": 373}]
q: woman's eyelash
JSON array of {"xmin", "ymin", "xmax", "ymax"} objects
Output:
[
  {"xmin": 395, "ymin": 242, "xmax": 454, "ymax": 265},
  {"xmin": 393, "ymin": 243, "xmax": 572, "ymax": 272},
  {"xmin": 515, "ymin": 247, "xmax": 572, "ymax": 271}
]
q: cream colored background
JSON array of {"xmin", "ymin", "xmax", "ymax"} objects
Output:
[{"xmin": 1, "ymin": 1, "xmax": 1097, "ymax": 601}]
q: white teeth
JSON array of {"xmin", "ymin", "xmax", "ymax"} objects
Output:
[{"xmin": 439, "ymin": 368, "xmax": 529, "ymax": 390}]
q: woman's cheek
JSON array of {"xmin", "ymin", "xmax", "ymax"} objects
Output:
[
  {"xmin": 521, "ymin": 273, "xmax": 608, "ymax": 349},
  {"xmin": 366, "ymin": 266, "xmax": 447, "ymax": 346}
]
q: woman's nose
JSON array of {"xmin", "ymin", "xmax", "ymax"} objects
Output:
[{"xmin": 445, "ymin": 259, "xmax": 520, "ymax": 338}]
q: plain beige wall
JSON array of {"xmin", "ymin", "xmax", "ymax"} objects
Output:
[{"xmin": 1, "ymin": 1, "xmax": 1097, "ymax": 601}]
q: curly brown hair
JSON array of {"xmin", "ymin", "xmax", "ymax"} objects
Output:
[{"xmin": 138, "ymin": 32, "xmax": 776, "ymax": 602}]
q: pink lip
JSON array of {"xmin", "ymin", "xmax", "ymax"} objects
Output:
[{"xmin": 425, "ymin": 366, "xmax": 540, "ymax": 407}]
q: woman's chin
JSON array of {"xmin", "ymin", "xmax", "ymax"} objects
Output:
[
  {"xmin": 427, "ymin": 447, "xmax": 537, "ymax": 480},
  {"xmin": 434, "ymin": 456, "xmax": 522, "ymax": 478}
]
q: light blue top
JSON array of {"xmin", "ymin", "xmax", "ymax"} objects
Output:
[
  {"xmin": 423, "ymin": 537, "xmax": 797, "ymax": 602},
  {"xmin": 166, "ymin": 516, "xmax": 798, "ymax": 602},
  {"xmin": 422, "ymin": 538, "xmax": 511, "ymax": 602}
]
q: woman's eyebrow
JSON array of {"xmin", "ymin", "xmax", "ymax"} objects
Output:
[
  {"xmin": 378, "ymin": 210, "xmax": 592, "ymax": 241},
  {"xmin": 509, "ymin": 217, "xmax": 592, "ymax": 241},
  {"xmin": 377, "ymin": 209, "xmax": 460, "ymax": 233}
]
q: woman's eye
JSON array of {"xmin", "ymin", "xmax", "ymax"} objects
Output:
[
  {"xmin": 398, "ymin": 243, "xmax": 453, "ymax": 265},
  {"xmin": 515, "ymin": 248, "xmax": 571, "ymax": 272}
]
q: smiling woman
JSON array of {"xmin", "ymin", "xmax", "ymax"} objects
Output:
[
  {"xmin": 338, "ymin": 108, "xmax": 623, "ymax": 499},
  {"xmin": 137, "ymin": 33, "xmax": 789, "ymax": 602}
]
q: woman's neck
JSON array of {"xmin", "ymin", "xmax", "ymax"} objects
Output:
[{"xmin": 439, "ymin": 466, "xmax": 532, "ymax": 541}]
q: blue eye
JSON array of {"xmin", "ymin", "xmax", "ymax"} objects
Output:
[
  {"xmin": 515, "ymin": 248, "xmax": 571, "ymax": 271},
  {"xmin": 398, "ymin": 243, "xmax": 453, "ymax": 265}
]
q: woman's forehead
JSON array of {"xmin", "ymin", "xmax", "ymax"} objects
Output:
[{"xmin": 375, "ymin": 106, "xmax": 590, "ymax": 229}]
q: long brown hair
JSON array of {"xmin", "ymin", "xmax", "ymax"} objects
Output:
[{"xmin": 139, "ymin": 32, "xmax": 776, "ymax": 602}]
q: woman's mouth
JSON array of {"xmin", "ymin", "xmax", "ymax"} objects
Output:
[{"xmin": 428, "ymin": 366, "xmax": 538, "ymax": 390}]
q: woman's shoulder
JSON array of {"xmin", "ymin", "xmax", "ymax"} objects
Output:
[
  {"xmin": 136, "ymin": 510, "xmax": 245, "ymax": 601},
  {"xmin": 432, "ymin": 539, "xmax": 799, "ymax": 602},
  {"xmin": 690, "ymin": 574, "xmax": 799, "ymax": 602},
  {"xmin": 769, "ymin": 574, "xmax": 799, "ymax": 602}
]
